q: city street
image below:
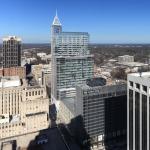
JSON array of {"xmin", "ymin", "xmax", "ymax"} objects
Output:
[{"xmin": 28, "ymin": 125, "xmax": 82, "ymax": 150}]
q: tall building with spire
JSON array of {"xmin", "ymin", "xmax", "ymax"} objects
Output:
[{"xmin": 51, "ymin": 12, "xmax": 94, "ymax": 104}]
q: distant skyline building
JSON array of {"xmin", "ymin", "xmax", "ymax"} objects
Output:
[
  {"xmin": 51, "ymin": 12, "xmax": 94, "ymax": 103},
  {"xmin": 118, "ymin": 55, "xmax": 134, "ymax": 63},
  {"xmin": 2, "ymin": 36, "xmax": 21, "ymax": 68},
  {"xmin": 127, "ymin": 72, "xmax": 150, "ymax": 150}
]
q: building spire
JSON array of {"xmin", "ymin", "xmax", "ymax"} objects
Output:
[
  {"xmin": 56, "ymin": 9, "xmax": 58, "ymax": 17},
  {"xmin": 52, "ymin": 10, "xmax": 61, "ymax": 26}
]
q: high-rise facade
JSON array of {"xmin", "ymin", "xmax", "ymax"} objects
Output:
[
  {"xmin": 51, "ymin": 13, "xmax": 94, "ymax": 102},
  {"xmin": 76, "ymin": 78, "xmax": 127, "ymax": 144},
  {"xmin": 127, "ymin": 72, "xmax": 150, "ymax": 150},
  {"xmin": 2, "ymin": 36, "xmax": 21, "ymax": 68}
]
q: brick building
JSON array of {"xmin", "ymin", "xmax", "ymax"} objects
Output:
[{"xmin": 0, "ymin": 67, "xmax": 26, "ymax": 79}]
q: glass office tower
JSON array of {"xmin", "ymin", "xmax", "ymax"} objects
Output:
[{"xmin": 51, "ymin": 13, "xmax": 94, "ymax": 102}]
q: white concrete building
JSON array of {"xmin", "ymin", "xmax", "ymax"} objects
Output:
[
  {"xmin": 118, "ymin": 55, "xmax": 134, "ymax": 63},
  {"xmin": 127, "ymin": 72, "xmax": 150, "ymax": 150},
  {"xmin": 37, "ymin": 52, "xmax": 46, "ymax": 58}
]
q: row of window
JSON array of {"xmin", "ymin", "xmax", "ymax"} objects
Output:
[
  {"xmin": 26, "ymin": 90, "xmax": 43, "ymax": 97},
  {"xmin": 129, "ymin": 81, "xmax": 148, "ymax": 92}
]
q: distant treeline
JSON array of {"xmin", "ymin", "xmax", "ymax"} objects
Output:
[
  {"xmin": 0, "ymin": 44, "xmax": 149, "ymax": 66},
  {"xmin": 90, "ymin": 44, "xmax": 150, "ymax": 66}
]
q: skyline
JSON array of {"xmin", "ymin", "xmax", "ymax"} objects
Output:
[{"xmin": 0, "ymin": 0, "xmax": 150, "ymax": 43}]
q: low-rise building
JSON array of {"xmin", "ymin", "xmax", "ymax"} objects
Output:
[
  {"xmin": 118, "ymin": 55, "xmax": 134, "ymax": 63},
  {"xmin": 37, "ymin": 52, "xmax": 47, "ymax": 58}
]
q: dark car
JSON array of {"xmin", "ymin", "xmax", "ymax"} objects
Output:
[{"xmin": 36, "ymin": 134, "xmax": 48, "ymax": 145}]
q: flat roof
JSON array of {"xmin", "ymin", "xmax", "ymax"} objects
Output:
[
  {"xmin": 118, "ymin": 55, "xmax": 133, "ymax": 57},
  {"xmin": 0, "ymin": 76, "xmax": 21, "ymax": 88},
  {"xmin": 78, "ymin": 78, "xmax": 126, "ymax": 89},
  {"xmin": 0, "ymin": 76, "xmax": 20, "ymax": 81},
  {"xmin": 3, "ymin": 36, "xmax": 21, "ymax": 41},
  {"xmin": 128, "ymin": 72, "xmax": 150, "ymax": 78},
  {"xmin": 117, "ymin": 62, "xmax": 147, "ymax": 67}
]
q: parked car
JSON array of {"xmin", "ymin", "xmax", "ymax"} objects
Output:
[{"xmin": 36, "ymin": 134, "xmax": 48, "ymax": 145}]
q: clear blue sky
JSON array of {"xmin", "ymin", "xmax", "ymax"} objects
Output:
[{"xmin": 0, "ymin": 0, "xmax": 150, "ymax": 43}]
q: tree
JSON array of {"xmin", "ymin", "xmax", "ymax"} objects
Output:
[{"xmin": 111, "ymin": 68, "xmax": 127, "ymax": 80}]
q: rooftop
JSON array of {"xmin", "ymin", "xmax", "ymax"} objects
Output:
[
  {"xmin": 2, "ymin": 36, "xmax": 21, "ymax": 41},
  {"xmin": 0, "ymin": 76, "xmax": 21, "ymax": 88},
  {"xmin": 128, "ymin": 72, "xmax": 150, "ymax": 87},
  {"xmin": 128, "ymin": 72, "xmax": 150, "ymax": 78},
  {"xmin": 86, "ymin": 77, "xmax": 106, "ymax": 87},
  {"xmin": 79, "ymin": 77, "xmax": 126, "ymax": 89},
  {"xmin": 117, "ymin": 62, "xmax": 147, "ymax": 67},
  {"xmin": 118, "ymin": 55, "xmax": 133, "ymax": 58}
]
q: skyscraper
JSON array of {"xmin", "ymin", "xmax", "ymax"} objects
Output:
[
  {"xmin": 127, "ymin": 72, "xmax": 150, "ymax": 150},
  {"xmin": 2, "ymin": 36, "xmax": 21, "ymax": 68},
  {"xmin": 51, "ymin": 12, "xmax": 94, "ymax": 103}
]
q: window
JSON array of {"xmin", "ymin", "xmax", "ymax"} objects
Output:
[
  {"xmin": 129, "ymin": 81, "xmax": 133, "ymax": 87},
  {"xmin": 142, "ymin": 85, "xmax": 147, "ymax": 93},
  {"xmin": 38, "ymin": 91, "xmax": 40, "ymax": 95},
  {"xmin": 135, "ymin": 92, "xmax": 140, "ymax": 150},
  {"xmin": 41, "ymin": 90, "xmax": 43, "ymax": 94},
  {"xmin": 136, "ymin": 83, "xmax": 140, "ymax": 90},
  {"xmin": 129, "ymin": 89, "xmax": 133, "ymax": 150},
  {"xmin": 142, "ymin": 95, "xmax": 147, "ymax": 150}
]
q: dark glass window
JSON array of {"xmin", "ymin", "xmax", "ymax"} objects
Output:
[
  {"xmin": 129, "ymin": 81, "xmax": 133, "ymax": 87},
  {"xmin": 142, "ymin": 94, "xmax": 147, "ymax": 150},
  {"xmin": 142, "ymin": 85, "xmax": 147, "ymax": 93},
  {"xmin": 10, "ymin": 39, "xmax": 14, "ymax": 45},
  {"xmin": 135, "ymin": 92, "xmax": 140, "ymax": 150},
  {"xmin": 129, "ymin": 89, "xmax": 133, "ymax": 150},
  {"xmin": 136, "ymin": 83, "xmax": 140, "ymax": 89}
]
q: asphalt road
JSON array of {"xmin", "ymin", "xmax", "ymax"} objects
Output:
[
  {"xmin": 42, "ymin": 127, "xmax": 68, "ymax": 150},
  {"xmin": 39, "ymin": 126, "xmax": 82, "ymax": 150}
]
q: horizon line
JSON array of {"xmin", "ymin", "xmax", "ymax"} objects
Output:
[{"xmin": 0, "ymin": 42, "xmax": 150, "ymax": 45}]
